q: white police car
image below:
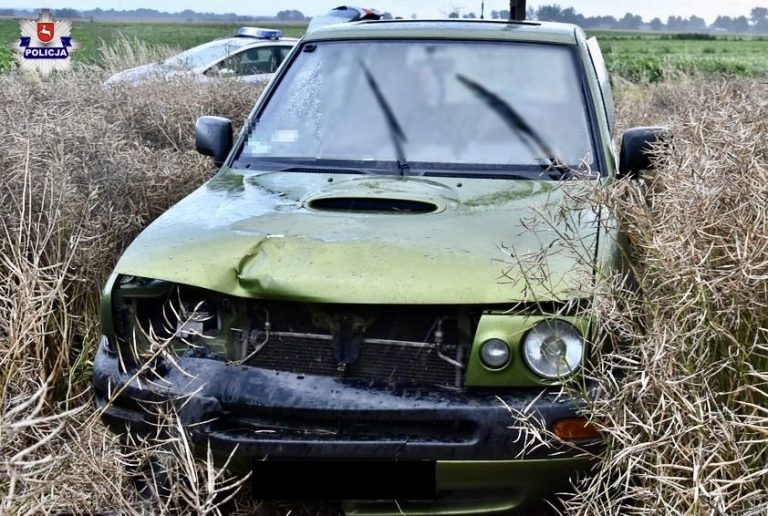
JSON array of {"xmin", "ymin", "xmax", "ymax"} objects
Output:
[{"xmin": 104, "ymin": 27, "xmax": 297, "ymax": 87}]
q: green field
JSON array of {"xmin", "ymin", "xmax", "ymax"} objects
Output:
[
  {"xmin": 0, "ymin": 19, "xmax": 305, "ymax": 69},
  {"xmin": 1, "ymin": 19, "xmax": 767, "ymax": 81},
  {"xmin": 592, "ymin": 30, "xmax": 768, "ymax": 81}
]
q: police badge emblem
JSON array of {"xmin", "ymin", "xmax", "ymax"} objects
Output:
[{"xmin": 11, "ymin": 9, "xmax": 80, "ymax": 81}]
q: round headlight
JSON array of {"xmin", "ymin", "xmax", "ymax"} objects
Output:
[
  {"xmin": 479, "ymin": 339, "xmax": 511, "ymax": 369},
  {"xmin": 522, "ymin": 320, "xmax": 583, "ymax": 379}
]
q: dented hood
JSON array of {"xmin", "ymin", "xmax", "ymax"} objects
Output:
[{"xmin": 114, "ymin": 169, "xmax": 599, "ymax": 304}]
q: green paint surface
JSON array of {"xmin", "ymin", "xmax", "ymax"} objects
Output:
[{"xmin": 114, "ymin": 171, "xmax": 599, "ymax": 305}]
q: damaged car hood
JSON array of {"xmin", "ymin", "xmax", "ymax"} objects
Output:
[{"xmin": 114, "ymin": 169, "xmax": 600, "ymax": 304}]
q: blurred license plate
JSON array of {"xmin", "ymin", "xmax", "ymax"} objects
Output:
[{"xmin": 251, "ymin": 460, "xmax": 436, "ymax": 499}]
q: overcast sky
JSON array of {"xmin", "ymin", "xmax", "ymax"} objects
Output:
[{"xmin": 1, "ymin": 1, "xmax": 765, "ymax": 23}]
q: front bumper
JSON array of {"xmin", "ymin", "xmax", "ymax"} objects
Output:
[{"xmin": 94, "ymin": 343, "xmax": 596, "ymax": 512}]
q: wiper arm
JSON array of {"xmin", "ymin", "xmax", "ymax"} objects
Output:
[
  {"xmin": 456, "ymin": 74, "xmax": 566, "ymax": 173},
  {"xmin": 360, "ymin": 62, "xmax": 411, "ymax": 176}
]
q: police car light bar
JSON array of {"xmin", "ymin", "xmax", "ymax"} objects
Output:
[{"xmin": 237, "ymin": 27, "xmax": 283, "ymax": 40}]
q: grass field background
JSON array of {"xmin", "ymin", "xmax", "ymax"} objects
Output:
[
  {"xmin": 593, "ymin": 30, "xmax": 768, "ymax": 80},
  {"xmin": 1, "ymin": 19, "xmax": 768, "ymax": 81},
  {"xmin": 0, "ymin": 20, "xmax": 305, "ymax": 71}
]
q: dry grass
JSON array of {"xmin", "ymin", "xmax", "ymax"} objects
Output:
[
  {"xmin": 556, "ymin": 78, "xmax": 768, "ymax": 514},
  {"xmin": 1, "ymin": 47, "xmax": 767, "ymax": 515},
  {"xmin": 96, "ymin": 36, "xmax": 180, "ymax": 74},
  {"xmin": 0, "ymin": 60, "xmax": 262, "ymax": 514}
]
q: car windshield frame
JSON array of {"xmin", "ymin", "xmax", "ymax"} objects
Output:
[{"xmin": 231, "ymin": 37, "xmax": 605, "ymax": 179}]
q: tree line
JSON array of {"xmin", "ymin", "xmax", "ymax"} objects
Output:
[
  {"xmin": 0, "ymin": 5, "xmax": 766, "ymax": 34},
  {"xmin": 452, "ymin": 5, "xmax": 768, "ymax": 33},
  {"xmin": 0, "ymin": 8, "xmax": 397, "ymax": 24}
]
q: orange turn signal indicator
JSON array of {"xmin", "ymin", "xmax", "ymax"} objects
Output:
[{"xmin": 552, "ymin": 418, "xmax": 601, "ymax": 441}]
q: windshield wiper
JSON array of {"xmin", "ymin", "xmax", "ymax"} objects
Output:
[
  {"xmin": 456, "ymin": 74, "xmax": 569, "ymax": 177},
  {"xmin": 360, "ymin": 62, "xmax": 411, "ymax": 176}
]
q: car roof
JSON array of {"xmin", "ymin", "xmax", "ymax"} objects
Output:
[
  {"xmin": 303, "ymin": 19, "xmax": 580, "ymax": 45},
  {"xmin": 217, "ymin": 36, "xmax": 299, "ymax": 48}
]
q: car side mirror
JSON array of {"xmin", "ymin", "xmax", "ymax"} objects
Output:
[
  {"xmin": 195, "ymin": 116, "xmax": 233, "ymax": 167},
  {"xmin": 618, "ymin": 126, "xmax": 669, "ymax": 179}
]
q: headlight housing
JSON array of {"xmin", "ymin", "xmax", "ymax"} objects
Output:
[
  {"xmin": 479, "ymin": 338, "xmax": 511, "ymax": 369},
  {"xmin": 522, "ymin": 319, "xmax": 584, "ymax": 379}
]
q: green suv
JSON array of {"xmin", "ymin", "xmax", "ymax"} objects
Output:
[{"xmin": 94, "ymin": 18, "xmax": 662, "ymax": 515}]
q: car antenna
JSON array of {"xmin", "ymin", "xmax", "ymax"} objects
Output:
[{"xmin": 509, "ymin": 0, "xmax": 527, "ymax": 21}]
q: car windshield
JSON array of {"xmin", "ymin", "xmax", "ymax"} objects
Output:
[
  {"xmin": 236, "ymin": 40, "xmax": 596, "ymax": 176},
  {"xmin": 164, "ymin": 39, "xmax": 251, "ymax": 69}
]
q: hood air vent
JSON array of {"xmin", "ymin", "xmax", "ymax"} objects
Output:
[{"xmin": 307, "ymin": 197, "xmax": 439, "ymax": 214}]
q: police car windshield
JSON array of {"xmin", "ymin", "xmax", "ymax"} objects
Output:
[
  {"xmin": 237, "ymin": 40, "xmax": 596, "ymax": 176},
  {"xmin": 164, "ymin": 39, "xmax": 251, "ymax": 69}
]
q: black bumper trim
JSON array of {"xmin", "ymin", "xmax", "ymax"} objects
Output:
[{"xmin": 93, "ymin": 346, "xmax": 595, "ymax": 462}]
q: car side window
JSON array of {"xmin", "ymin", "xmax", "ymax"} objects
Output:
[
  {"xmin": 207, "ymin": 50, "xmax": 246, "ymax": 76},
  {"xmin": 206, "ymin": 45, "xmax": 294, "ymax": 77},
  {"xmin": 238, "ymin": 47, "xmax": 283, "ymax": 75},
  {"xmin": 207, "ymin": 47, "xmax": 274, "ymax": 76},
  {"xmin": 277, "ymin": 46, "xmax": 292, "ymax": 67}
]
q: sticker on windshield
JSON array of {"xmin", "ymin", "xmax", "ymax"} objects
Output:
[
  {"xmin": 247, "ymin": 140, "xmax": 271, "ymax": 154},
  {"xmin": 272, "ymin": 130, "xmax": 299, "ymax": 143}
]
